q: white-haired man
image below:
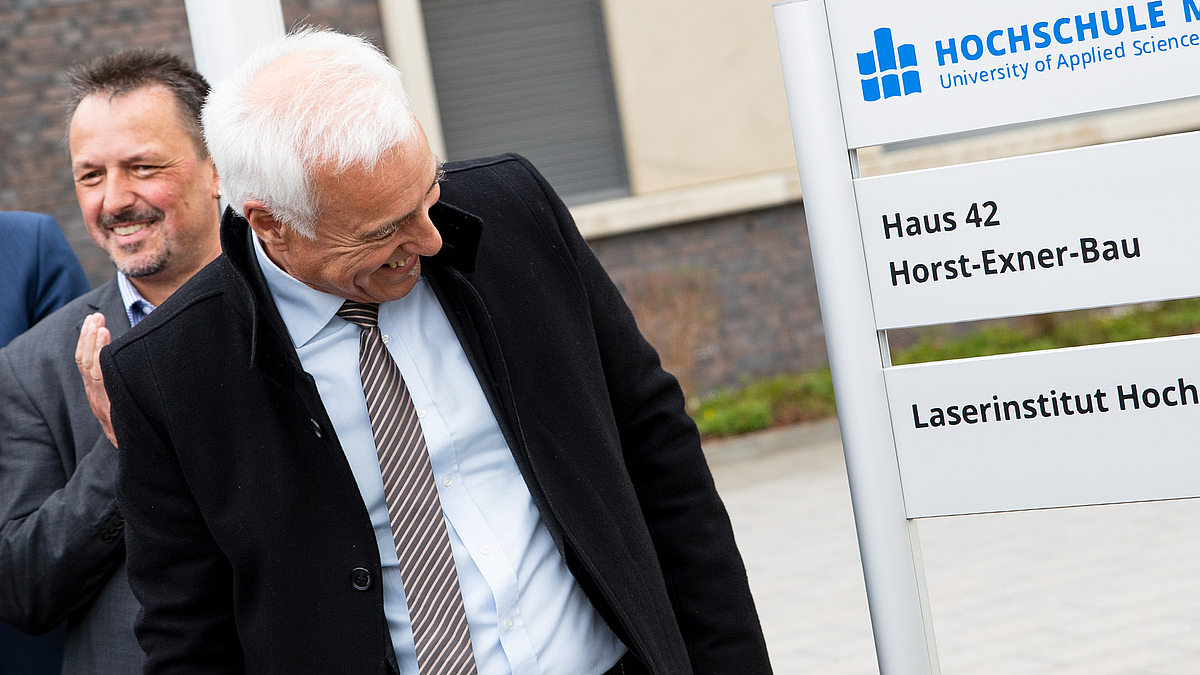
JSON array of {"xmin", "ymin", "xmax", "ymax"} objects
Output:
[{"xmin": 100, "ymin": 29, "xmax": 771, "ymax": 675}]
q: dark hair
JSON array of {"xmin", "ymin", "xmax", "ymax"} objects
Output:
[{"xmin": 65, "ymin": 50, "xmax": 211, "ymax": 158}]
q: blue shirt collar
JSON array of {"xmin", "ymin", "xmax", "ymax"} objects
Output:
[
  {"xmin": 251, "ymin": 233, "xmax": 346, "ymax": 349},
  {"xmin": 116, "ymin": 272, "xmax": 156, "ymax": 327}
]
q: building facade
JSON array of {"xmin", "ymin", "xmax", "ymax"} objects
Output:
[
  {"xmin": 6, "ymin": 0, "xmax": 1194, "ymax": 394},
  {"xmin": 1, "ymin": 0, "xmax": 821, "ymax": 395}
]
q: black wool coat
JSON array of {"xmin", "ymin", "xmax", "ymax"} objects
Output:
[{"xmin": 103, "ymin": 155, "xmax": 771, "ymax": 675}]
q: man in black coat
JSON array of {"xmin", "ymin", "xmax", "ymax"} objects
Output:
[{"xmin": 101, "ymin": 29, "xmax": 770, "ymax": 675}]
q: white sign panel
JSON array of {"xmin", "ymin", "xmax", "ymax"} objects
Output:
[
  {"xmin": 822, "ymin": 0, "xmax": 1200, "ymax": 147},
  {"xmin": 855, "ymin": 130, "xmax": 1200, "ymax": 329},
  {"xmin": 887, "ymin": 334, "xmax": 1200, "ymax": 517}
]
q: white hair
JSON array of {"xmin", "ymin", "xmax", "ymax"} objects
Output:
[{"xmin": 202, "ymin": 28, "xmax": 417, "ymax": 238}]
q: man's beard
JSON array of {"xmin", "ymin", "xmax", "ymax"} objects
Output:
[
  {"xmin": 113, "ymin": 247, "xmax": 170, "ymax": 278},
  {"xmin": 100, "ymin": 206, "xmax": 171, "ymax": 278}
]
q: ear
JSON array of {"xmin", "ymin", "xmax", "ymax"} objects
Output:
[
  {"xmin": 209, "ymin": 161, "xmax": 220, "ymax": 200},
  {"xmin": 244, "ymin": 200, "xmax": 291, "ymax": 253}
]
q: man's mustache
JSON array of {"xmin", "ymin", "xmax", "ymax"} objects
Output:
[{"xmin": 99, "ymin": 207, "xmax": 164, "ymax": 229}]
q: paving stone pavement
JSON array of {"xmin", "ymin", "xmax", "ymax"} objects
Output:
[{"xmin": 706, "ymin": 419, "xmax": 1200, "ymax": 674}]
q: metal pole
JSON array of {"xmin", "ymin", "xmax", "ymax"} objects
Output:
[
  {"xmin": 773, "ymin": 2, "xmax": 939, "ymax": 673},
  {"xmin": 183, "ymin": 0, "xmax": 286, "ymax": 87},
  {"xmin": 377, "ymin": 0, "xmax": 447, "ymax": 158}
]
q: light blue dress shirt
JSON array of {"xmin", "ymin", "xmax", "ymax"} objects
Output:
[{"xmin": 251, "ymin": 237, "xmax": 624, "ymax": 675}]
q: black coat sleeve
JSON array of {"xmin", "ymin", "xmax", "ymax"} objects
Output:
[
  {"xmin": 513, "ymin": 156, "xmax": 773, "ymax": 675},
  {"xmin": 104, "ymin": 339, "xmax": 245, "ymax": 675}
]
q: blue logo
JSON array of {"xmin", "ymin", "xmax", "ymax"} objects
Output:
[{"xmin": 858, "ymin": 27, "xmax": 922, "ymax": 101}]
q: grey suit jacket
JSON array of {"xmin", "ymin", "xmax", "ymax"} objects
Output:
[{"xmin": 0, "ymin": 278, "xmax": 143, "ymax": 674}]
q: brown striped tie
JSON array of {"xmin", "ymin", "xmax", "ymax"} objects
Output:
[{"xmin": 337, "ymin": 301, "xmax": 478, "ymax": 675}]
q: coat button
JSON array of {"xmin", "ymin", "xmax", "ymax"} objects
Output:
[
  {"xmin": 310, "ymin": 418, "xmax": 323, "ymax": 438},
  {"xmin": 350, "ymin": 567, "xmax": 372, "ymax": 591}
]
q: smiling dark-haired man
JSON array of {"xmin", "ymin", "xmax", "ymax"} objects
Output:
[{"xmin": 0, "ymin": 50, "xmax": 221, "ymax": 674}]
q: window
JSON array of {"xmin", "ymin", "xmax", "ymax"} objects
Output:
[{"xmin": 422, "ymin": 0, "xmax": 630, "ymax": 204}]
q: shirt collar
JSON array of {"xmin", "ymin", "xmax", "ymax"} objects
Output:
[
  {"xmin": 251, "ymin": 233, "xmax": 346, "ymax": 348},
  {"xmin": 116, "ymin": 272, "xmax": 156, "ymax": 327}
]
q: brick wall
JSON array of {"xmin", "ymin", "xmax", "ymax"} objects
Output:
[
  {"xmin": 0, "ymin": 0, "xmax": 386, "ymax": 288},
  {"xmin": 590, "ymin": 202, "xmax": 827, "ymax": 395},
  {"xmin": 280, "ymin": 0, "xmax": 386, "ymax": 46},
  {"xmin": 0, "ymin": 0, "xmax": 195, "ymax": 287}
]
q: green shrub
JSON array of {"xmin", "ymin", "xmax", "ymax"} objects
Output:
[
  {"xmin": 691, "ymin": 298, "xmax": 1200, "ymax": 438},
  {"xmin": 894, "ymin": 298, "xmax": 1200, "ymax": 365},
  {"xmin": 692, "ymin": 371, "xmax": 836, "ymax": 438},
  {"xmin": 695, "ymin": 398, "xmax": 772, "ymax": 437}
]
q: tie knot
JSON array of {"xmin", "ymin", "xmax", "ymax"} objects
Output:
[
  {"xmin": 337, "ymin": 300, "xmax": 379, "ymax": 328},
  {"xmin": 129, "ymin": 299, "xmax": 152, "ymax": 327}
]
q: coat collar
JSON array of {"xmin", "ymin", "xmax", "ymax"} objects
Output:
[{"xmin": 217, "ymin": 201, "xmax": 484, "ymax": 368}]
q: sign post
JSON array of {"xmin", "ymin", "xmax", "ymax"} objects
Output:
[
  {"xmin": 183, "ymin": 0, "xmax": 285, "ymax": 86},
  {"xmin": 775, "ymin": 4, "xmax": 941, "ymax": 672},
  {"xmin": 774, "ymin": 0, "xmax": 1200, "ymax": 672}
]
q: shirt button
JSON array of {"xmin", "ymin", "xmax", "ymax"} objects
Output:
[
  {"xmin": 442, "ymin": 476, "xmax": 452, "ymax": 487},
  {"xmin": 505, "ymin": 618, "xmax": 515, "ymax": 631},
  {"xmin": 381, "ymin": 334, "xmax": 390, "ymax": 344},
  {"xmin": 480, "ymin": 545, "xmax": 491, "ymax": 555},
  {"xmin": 416, "ymin": 408, "xmax": 426, "ymax": 419}
]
